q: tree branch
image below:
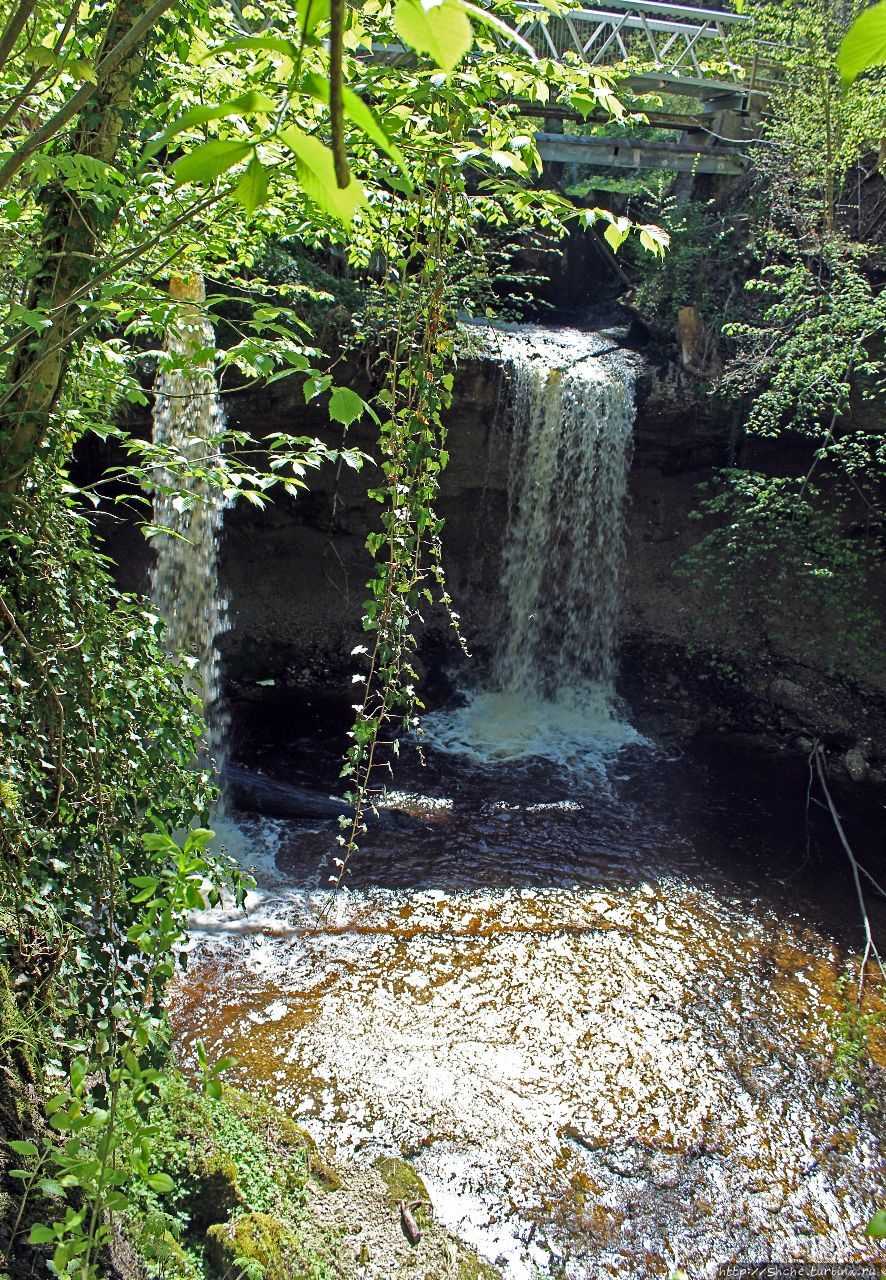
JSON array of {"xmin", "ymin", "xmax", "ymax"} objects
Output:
[
  {"xmin": 0, "ymin": 0, "xmax": 177, "ymax": 191},
  {"xmin": 0, "ymin": 0, "xmax": 37, "ymax": 76},
  {"xmin": 329, "ymin": 0, "xmax": 350, "ymax": 189}
]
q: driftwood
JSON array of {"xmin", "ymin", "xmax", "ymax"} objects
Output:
[
  {"xmin": 398, "ymin": 1200, "xmax": 430, "ymax": 1246},
  {"xmin": 223, "ymin": 764, "xmax": 411, "ymax": 828}
]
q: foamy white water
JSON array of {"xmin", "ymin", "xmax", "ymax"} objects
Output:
[
  {"xmin": 173, "ymin": 853, "xmax": 886, "ymax": 1279},
  {"xmin": 425, "ymin": 686, "xmax": 641, "ymax": 774}
]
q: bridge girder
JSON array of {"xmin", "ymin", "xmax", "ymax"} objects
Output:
[{"xmin": 534, "ymin": 130, "xmax": 747, "ymax": 174}]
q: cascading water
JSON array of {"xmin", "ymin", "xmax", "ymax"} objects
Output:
[
  {"xmin": 151, "ymin": 272, "xmax": 229, "ymax": 774},
  {"xmin": 426, "ymin": 324, "xmax": 641, "ymax": 771}
]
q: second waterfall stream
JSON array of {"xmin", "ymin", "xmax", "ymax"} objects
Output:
[{"xmin": 151, "ymin": 271, "xmax": 229, "ymax": 775}]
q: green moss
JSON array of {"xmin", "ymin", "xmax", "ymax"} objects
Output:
[
  {"xmin": 373, "ymin": 1156, "xmax": 428, "ymax": 1207},
  {"xmin": 218, "ymin": 1089, "xmax": 341, "ymax": 1194},
  {"xmin": 190, "ymin": 1152, "xmax": 244, "ymax": 1229},
  {"xmin": 117, "ymin": 1076, "xmax": 340, "ymax": 1279},
  {"xmin": 205, "ymin": 1211, "xmax": 316, "ymax": 1280},
  {"xmin": 0, "ymin": 945, "xmax": 43, "ymax": 1091},
  {"xmin": 457, "ymin": 1257, "xmax": 504, "ymax": 1280},
  {"xmin": 0, "ymin": 948, "xmax": 46, "ymax": 1241}
]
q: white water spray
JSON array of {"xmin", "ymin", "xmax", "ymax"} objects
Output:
[
  {"xmin": 426, "ymin": 324, "xmax": 640, "ymax": 771},
  {"xmin": 150, "ymin": 272, "xmax": 229, "ymax": 774}
]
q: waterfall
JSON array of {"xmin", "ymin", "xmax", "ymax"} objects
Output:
[
  {"xmin": 150, "ymin": 272, "xmax": 229, "ymax": 775},
  {"xmin": 495, "ymin": 327, "xmax": 635, "ymax": 696},
  {"xmin": 425, "ymin": 324, "xmax": 641, "ymax": 773}
]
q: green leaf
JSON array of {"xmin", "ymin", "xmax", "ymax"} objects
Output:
[
  {"xmin": 213, "ymin": 34, "xmax": 302, "ymax": 58},
  {"xmin": 70, "ymin": 1056, "xmax": 87, "ymax": 1091},
  {"xmin": 603, "ymin": 221, "xmax": 629, "ymax": 253},
  {"xmin": 570, "ymin": 92, "xmax": 599, "ymax": 119},
  {"xmin": 172, "ymin": 140, "xmax": 253, "ymax": 185},
  {"xmin": 30, "ymin": 49, "xmax": 97, "ymax": 82},
  {"xmin": 278, "ymin": 127, "xmax": 366, "ymax": 225},
  {"xmin": 638, "ymin": 226, "xmax": 668, "ymax": 258},
  {"xmin": 392, "ymin": 0, "xmax": 473, "ymax": 72},
  {"xmin": 146, "ymin": 1173, "xmax": 175, "ymax": 1194},
  {"xmin": 235, "ymin": 156, "xmax": 270, "ymax": 213},
  {"xmin": 458, "ymin": 1, "xmax": 535, "ymax": 58},
  {"xmin": 867, "ymin": 1208, "xmax": 886, "ymax": 1238},
  {"xmin": 328, "ymin": 386, "xmax": 366, "ymax": 426},
  {"xmin": 29, "ymin": 1224, "xmax": 57, "ymax": 1244},
  {"xmin": 184, "ymin": 827, "xmax": 215, "ymax": 851},
  {"xmin": 12, "ymin": 306, "xmax": 52, "ymax": 332},
  {"xmin": 302, "ymin": 73, "xmax": 408, "ymax": 174},
  {"xmin": 296, "ymin": 0, "xmax": 331, "ymax": 35},
  {"xmin": 8, "ymin": 1140, "xmax": 39, "ymax": 1156},
  {"xmin": 838, "ymin": 0, "xmax": 886, "ymax": 85},
  {"xmin": 145, "ymin": 92, "xmax": 277, "ymax": 158}
]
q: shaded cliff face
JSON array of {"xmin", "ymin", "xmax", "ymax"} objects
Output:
[
  {"xmin": 210, "ymin": 347, "xmax": 735, "ymax": 688},
  {"xmin": 105, "ymin": 342, "xmax": 885, "ymax": 778}
]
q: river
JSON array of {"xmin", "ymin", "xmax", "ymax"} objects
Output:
[{"xmin": 171, "ymin": 693, "xmax": 885, "ymax": 1278}]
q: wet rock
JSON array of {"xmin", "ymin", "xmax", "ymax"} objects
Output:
[
  {"xmin": 597, "ymin": 1143, "xmax": 650, "ymax": 1180},
  {"xmin": 844, "ymin": 747, "xmax": 868, "ymax": 783},
  {"xmin": 300, "ymin": 1155, "xmax": 502, "ymax": 1279},
  {"xmin": 769, "ymin": 678, "xmax": 824, "ymax": 725},
  {"xmin": 106, "ymin": 1221, "xmax": 151, "ymax": 1280},
  {"xmin": 277, "ymin": 1116, "xmax": 342, "ymax": 1190}
]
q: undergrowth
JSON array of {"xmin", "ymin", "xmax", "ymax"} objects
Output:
[{"xmin": 827, "ymin": 970, "xmax": 884, "ymax": 1112}]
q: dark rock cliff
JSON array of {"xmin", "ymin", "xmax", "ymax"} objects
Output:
[{"xmin": 103, "ymin": 340, "xmax": 886, "ymax": 781}]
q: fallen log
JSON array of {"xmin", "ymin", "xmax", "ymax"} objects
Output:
[{"xmin": 223, "ymin": 764, "xmax": 412, "ymax": 828}]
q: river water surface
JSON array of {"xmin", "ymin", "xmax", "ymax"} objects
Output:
[{"xmin": 171, "ymin": 696, "xmax": 885, "ymax": 1278}]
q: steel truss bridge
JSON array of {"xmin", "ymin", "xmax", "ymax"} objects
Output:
[
  {"xmin": 513, "ymin": 0, "xmax": 774, "ymax": 175},
  {"xmin": 377, "ymin": 0, "xmax": 777, "ymax": 175}
]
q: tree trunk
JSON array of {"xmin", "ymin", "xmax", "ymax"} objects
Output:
[{"xmin": 0, "ymin": 0, "xmax": 156, "ymax": 494}]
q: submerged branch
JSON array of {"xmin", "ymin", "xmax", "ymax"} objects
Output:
[{"xmin": 813, "ymin": 742, "xmax": 885, "ymax": 998}]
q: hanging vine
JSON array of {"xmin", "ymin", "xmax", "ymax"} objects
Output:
[{"xmin": 335, "ymin": 163, "xmax": 469, "ymax": 884}]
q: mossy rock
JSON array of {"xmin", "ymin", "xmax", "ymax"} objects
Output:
[
  {"xmin": 373, "ymin": 1156, "xmax": 428, "ymax": 1207},
  {"xmin": 205, "ymin": 1212, "xmax": 305, "ymax": 1280},
  {"xmin": 223, "ymin": 1092, "xmax": 341, "ymax": 1192},
  {"xmin": 305, "ymin": 1152, "xmax": 341, "ymax": 1193}
]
